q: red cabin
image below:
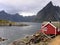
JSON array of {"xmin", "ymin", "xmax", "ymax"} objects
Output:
[{"xmin": 40, "ymin": 22, "xmax": 60, "ymax": 35}]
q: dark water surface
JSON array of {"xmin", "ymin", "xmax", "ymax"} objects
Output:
[{"xmin": 0, "ymin": 22, "xmax": 41, "ymax": 45}]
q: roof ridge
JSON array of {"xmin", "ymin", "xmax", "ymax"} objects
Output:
[{"xmin": 42, "ymin": 22, "xmax": 56, "ymax": 28}]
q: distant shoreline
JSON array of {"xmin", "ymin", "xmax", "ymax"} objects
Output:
[
  {"xmin": 0, "ymin": 23, "xmax": 28, "ymax": 26},
  {"xmin": 0, "ymin": 20, "xmax": 29, "ymax": 26}
]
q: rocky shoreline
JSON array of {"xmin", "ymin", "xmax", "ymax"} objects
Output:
[{"xmin": 9, "ymin": 32, "xmax": 60, "ymax": 45}]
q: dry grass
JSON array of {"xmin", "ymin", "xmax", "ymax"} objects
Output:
[{"xmin": 48, "ymin": 35, "xmax": 60, "ymax": 45}]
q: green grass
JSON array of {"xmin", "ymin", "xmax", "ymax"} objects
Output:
[
  {"xmin": 0, "ymin": 20, "xmax": 9, "ymax": 23},
  {"xmin": 52, "ymin": 22, "xmax": 60, "ymax": 28},
  {"xmin": 0, "ymin": 20, "xmax": 28, "ymax": 26}
]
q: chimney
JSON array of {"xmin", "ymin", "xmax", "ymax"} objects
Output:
[{"xmin": 50, "ymin": 20, "xmax": 51, "ymax": 23}]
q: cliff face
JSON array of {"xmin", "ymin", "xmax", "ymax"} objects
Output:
[{"xmin": 35, "ymin": 1, "xmax": 60, "ymax": 22}]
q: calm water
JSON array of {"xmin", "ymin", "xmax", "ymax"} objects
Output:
[{"xmin": 0, "ymin": 22, "xmax": 41, "ymax": 45}]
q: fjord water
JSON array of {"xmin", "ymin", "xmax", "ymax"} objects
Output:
[{"xmin": 0, "ymin": 22, "xmax": 41, "ymax": 45}]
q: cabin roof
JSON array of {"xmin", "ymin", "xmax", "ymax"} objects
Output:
[
  {"xmin": 42, "ymin": 22, "xmax": 56, "ymax": 28},
  {"xmin": 42, "ymin": 22, "xmax": 60, "ymax": 28}
]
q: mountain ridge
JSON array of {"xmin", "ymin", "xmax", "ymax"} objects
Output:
[
  {"xmin": 35, "ymin": 1, "xmax": 60, "ymax": 22},
  {"xmin": 0, "ymin": 10, "xmax": 35, "ymax": 22}
]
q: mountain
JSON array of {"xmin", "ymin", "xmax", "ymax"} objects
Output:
[
  {"xmin": 0, "ymin": 10, "xmax": 35, "ymax": 22},
  {"xmin": 35, "ymin": 1, "xmax": 60, "ymax": 22},
  {"xmin": 0, "ymin": 10, "xmax": 24, "ymax": 22}
]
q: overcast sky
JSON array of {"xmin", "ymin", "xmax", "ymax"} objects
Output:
[{"xmin": 0, "ymin": 0, "xmax": 60, "ymax": 16}]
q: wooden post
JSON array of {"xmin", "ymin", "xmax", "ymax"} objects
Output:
[{"xmin": 55, "ymin": 28, "xmax": 56, "ymax": 37}]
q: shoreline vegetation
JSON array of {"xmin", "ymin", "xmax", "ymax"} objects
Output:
[{"xmin": 0, "ymin": 20, "xmax": 28, "ymax": 26}]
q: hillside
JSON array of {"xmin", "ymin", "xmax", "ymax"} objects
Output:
[{"xmin": 35, "ymin": 1, "xmax": 60, "ymax": 22}]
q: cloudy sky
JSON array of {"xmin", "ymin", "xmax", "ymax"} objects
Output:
[{"xmin": 0, "ymin": 0, "xmax": 60, "ymax": 16}]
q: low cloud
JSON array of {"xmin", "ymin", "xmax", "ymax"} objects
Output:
[{"xmin": 0, "ymin": 0, "xmax": 60, "ymax": 15}]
